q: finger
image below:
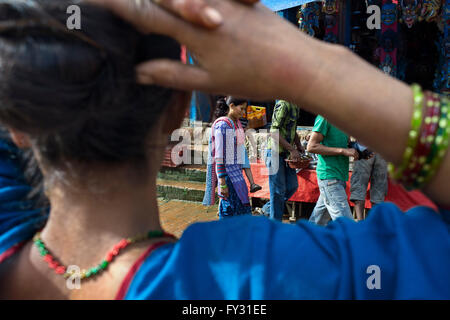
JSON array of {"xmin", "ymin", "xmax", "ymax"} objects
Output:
[
  {"xmin": 85, "ymin": 0, "xmax": 190, "ymax": 38},
  {"xmin": 155, "ymin": 0, "xmax": 223, "ymax": 28},
  {"xmin": 137, "ymin": 59, "xmax": 212, "ymax": 92},
  {"xmin": 155, "ymin": 0, "xmax": 259, "ymax": 29}
]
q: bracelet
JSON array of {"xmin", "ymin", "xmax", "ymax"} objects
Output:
[
  {"xmin": 388, "ymin": 84, "xmax": 425, "ymax": 181},
  {"xmin": 388, "ymin": 84, "xmax": 450, "ymax": 190},
  {"xmin": 400, "ymin": 92, "xmax": 441, "ymax": 188},
  {"xmin": 420, "ymin": 96, "xmax": 450, "ymax": 187}
]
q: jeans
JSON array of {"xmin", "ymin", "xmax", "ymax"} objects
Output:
[
  {"xmin": 309, "ymin": 179, "xmax": 353, "ymax": 226},
  {"xmin": 266, "ymin": 149, "xmax": 298, "ymax": 221}
]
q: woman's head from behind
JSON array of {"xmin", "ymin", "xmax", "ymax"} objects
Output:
[{"xmin": 0, "ymin": 0, "xmax": 189, "ymax": 190}]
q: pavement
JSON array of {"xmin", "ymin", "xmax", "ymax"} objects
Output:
[
  {"xmin": 158, "ymin": 198, "xmax": 296, "ymax": 238},
  {"xmin": 158, "ymin": 198, "xmax": 219, "ymax": 238}
]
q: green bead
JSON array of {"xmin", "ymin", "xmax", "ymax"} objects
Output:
[
  {"xmin": 92, "ymin": 267, "xmax": 100, "ymax": 275},
  {"xmin": 100, "ymin": 260, "xmax": 109, "ymax": 269},
  {"xmin": 405, "ymin": 147, "xmax": 413, "ymax": 159},
  {"xmin": 409, "ymin": 130, "xmax": 418, "ymax": 139},
  {"xmin": 86, "ymin": 270, "xmax": 92, "ymax": 278}
]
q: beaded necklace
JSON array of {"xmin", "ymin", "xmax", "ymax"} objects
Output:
[{"xmin": 33, "ymin": 230, "xmax": 173, "ymax": 281}]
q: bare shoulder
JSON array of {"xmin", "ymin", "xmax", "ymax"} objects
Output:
[{"xmin": 0, "ymin": 241, "xmax": 64, "ymax": 299}]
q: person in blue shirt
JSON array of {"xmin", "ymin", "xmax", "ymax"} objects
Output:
[{"xmin": 0, "ymin": 0, "xmax": 448, "ymax": 300}]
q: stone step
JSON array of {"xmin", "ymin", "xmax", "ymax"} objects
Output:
[
  {"xmin": 157, "ymin": 178, "xmax": 218, "ymax": 203},
  {"xmin": 158, "ymin": 165, "xmax": 207, "ymax": 183}
]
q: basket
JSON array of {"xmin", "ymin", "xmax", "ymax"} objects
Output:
[{"xmin": 285, "ymin": 158, "xmax": 311, "ymax": 170}]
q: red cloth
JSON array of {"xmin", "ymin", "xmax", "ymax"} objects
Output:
[{"xmin": 247, "ymin": 162, "xmax": 437, "ymax": 212}]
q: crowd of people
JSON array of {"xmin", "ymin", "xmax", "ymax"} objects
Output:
[
  {"xmin": 0, "ymin": 0, "xmax": 448, "ymax": 300},
  {"xmin": 204, "ymin": 96, "xmax": 389, "ymax": 225}
]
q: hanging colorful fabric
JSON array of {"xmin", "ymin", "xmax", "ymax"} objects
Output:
[
  {"xmin": 434, "ymin": 0, "xmax": 449, "ymax": 97},
  {"xmin": 399, "ymin": 0, "xmax": 422, "ymax": 28},
  {"xmin": 378, "ymin": 0, "xmax": 399, "ymax": 77},
  {"xmin": 298, "ymin": 2, "xmax": 322, "ymax": 37},
  {"xmin": 419, "ymin": 0, "xmax": 442, "ymax": 22},
  {"xmin": 322, "ymin": 0, "xmax": 339, "ymax": 43}
]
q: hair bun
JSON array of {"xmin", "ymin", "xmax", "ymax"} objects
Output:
[{"xmin": 0, "ymin": 0, "xmax": 181, "ymax": 165}]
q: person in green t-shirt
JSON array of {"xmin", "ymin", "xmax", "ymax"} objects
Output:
[
  {"xmin": 265, "ymin": 100, "xmax": 303, "ymax": 221},
  {"xmin": 306, "ymin": 115, "xmax": 359, "ymax": 225}
]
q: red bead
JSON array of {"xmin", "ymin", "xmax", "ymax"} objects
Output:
[
  {"xmin": 44, "ymin": 254, "xmax": 53, "ymax": 263},
  {"xmin": 49, "ymin": 261, "xmax": 59, "ymax": 269},
  {"xmin": 119, "ymin": 239, "xmax": 128, "ymax": 249},
  {"xmin": 55, "ymin": 266, "xmax": 66, "ymax": 274},
  {"xmin": 112, "ymin": 249, "xmax": 119, "ymax": 256},
  {"xmin": 106, "ymin": 253, "xmax": 114, "ymax": 262}
]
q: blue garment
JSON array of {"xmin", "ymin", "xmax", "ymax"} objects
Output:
[
  {"xmin": 0, "ymin": 139, "xmax": 47, "ymax": 256},
  {"xmin": 218, "ymin": 176, "xmax": 251, "ymax": 219},
  {"xmin": 265, "ymin": 149, "xmax": 298, "ymax": 221},
  {"xmin": 125, "ymin": 204, "xmax": 450, "ymax": 299},
  {"xmin": 309, "ymin": 179, "xmax": 353, "ymax": 226}
]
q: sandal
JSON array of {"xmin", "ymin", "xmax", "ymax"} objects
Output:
[{"xmin": 250, "ymin": 183, "xmax": 262, "ymax": 193}]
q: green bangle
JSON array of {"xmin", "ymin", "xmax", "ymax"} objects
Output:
[
  {"xmin": 220, "ymin": 184, "xmax": 228, "ymax": 189},
  {"xmin": 409, "ymin": 95, "xmax": 443, "ymax": 189},
  {"xmin": 388, "ymin": 84, "xmax": 424, "ymax": 181},
  {"xmin": 420, "ymin": 96, "xmax": 450, "ymax": 187}
]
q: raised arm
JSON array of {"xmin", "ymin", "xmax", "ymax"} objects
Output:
[{"xmin": 307, "ymin": 132, "xmax": 359, "ymax": 160}]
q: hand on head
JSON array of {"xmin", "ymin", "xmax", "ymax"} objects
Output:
[
  {"xmin": 86, "ymin": 0, "xmax": 315, "ymax": 101},
  {"xmin": 88, "ymin": 0, "xmax": 259, "ymax": 29}
]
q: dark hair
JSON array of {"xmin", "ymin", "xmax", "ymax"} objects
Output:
[
  {"xmin": 214, "ymin": 96, "xmax": 247, "ymax": 119},
  {"xmin": 226, "ymin": 96, "xmax": 247, "ymax": 108},
  {"xmin": 0, "ymin": 0, "xmax": 181, "ymax": 168},
  {"xmin": 214, "ymin": 96, "xmax": 229, "ymax": 119}
]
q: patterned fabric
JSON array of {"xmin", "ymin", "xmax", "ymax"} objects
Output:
[
  {"xmin": 268, "ymin": 100, "xmax": 299, "ymax": 156},
  {"xmin": 203, "ymin": 117, "xmax": 250, "ymax": 206},
  {"xmin": 216, "ymin": 163, "xmax": 227, "ymax": 178},
  {"xmin": 218, "ymin": 176, "xmax": 252, "ymax": 219}
]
